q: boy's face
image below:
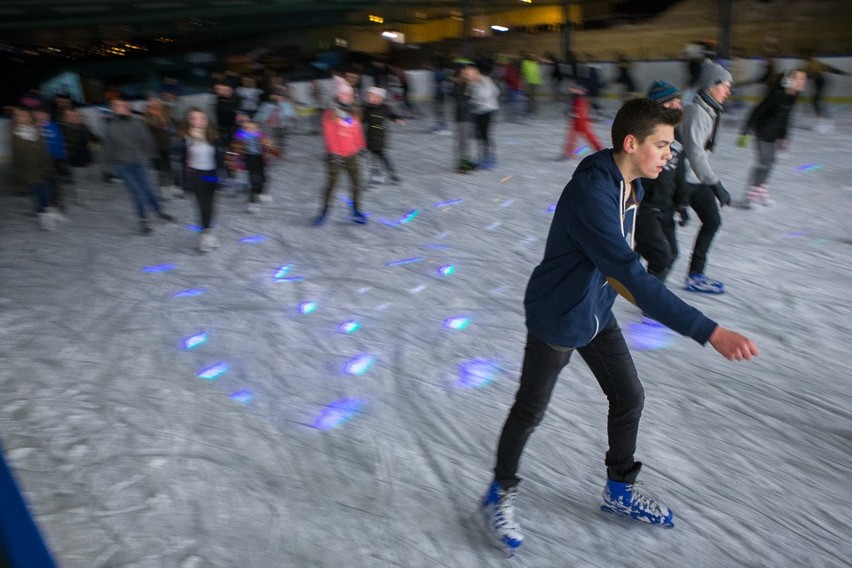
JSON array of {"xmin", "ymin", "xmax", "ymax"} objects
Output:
[
  {"xmin": 707, "ymin": 81, "xmax": 731, "ymax": 104},
  {"xmin": 662, "ymin": 98, "xmax": 682, "ymax": 110},
  {"xmin": 628, "ymin": 124, "xmax": 675, "ymax": 180}
]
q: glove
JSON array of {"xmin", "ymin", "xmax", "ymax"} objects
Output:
[
  {"xmin": 709, "ymin": 182, "xmax": 732, "ymax": 207},
  {"xmin": 676, "ymin": 206, "xmax": 690, "ymax": 227},
  {"xmin": 736, "ymin": 134, "xmax": 749, "ymax": 148}
]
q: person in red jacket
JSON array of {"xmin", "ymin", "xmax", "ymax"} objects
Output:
[
  {"xmin": 314, "ymin": 81, "xmax": 367, "ymax": 225},
  {"xmin": 561, "ymin": 84, "xmax": 603, "ymax": 160}
]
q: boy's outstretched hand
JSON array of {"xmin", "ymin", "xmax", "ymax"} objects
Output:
[{"xmin": 709, "ymin": 326, "xmax": 759, "ymax": 361}]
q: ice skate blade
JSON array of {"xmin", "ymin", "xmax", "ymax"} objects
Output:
[{"xmin": 600, "ymin": 504, "xmax": 675, "ymax": 528}]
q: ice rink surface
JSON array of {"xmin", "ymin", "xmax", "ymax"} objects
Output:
[{"xmin": 1, "ymin": 97, "xmax": 851, "ymax": 567}]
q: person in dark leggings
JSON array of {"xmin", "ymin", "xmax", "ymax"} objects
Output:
[
  {"xmin": 734, "ymin": 68, "xmax": 807, "ymax": 208},
  {"xmin": 635, "ymin": 81, "xmax": 690, "ymax": 318},
  {"xmin": 313, "ymin": 81, "xmax": 367, "ymax": 226},
  {"xmin": 478, "ymin": 98, "xmax": 759, "ymax": 557},
  {"xmin": 680, "ymin": 62, "xmax": 733, "ymax": 294},
  {"xmin": 181, "ymin": 107, "xmax": 221, "ymax": 252}
]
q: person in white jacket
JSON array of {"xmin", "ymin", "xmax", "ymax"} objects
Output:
[{"xmin": 469, "ymin": 64, "xmax": 501, "ymax": 170}]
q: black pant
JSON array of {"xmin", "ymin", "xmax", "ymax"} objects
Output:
[
  {"xmin": 322, "ymin": 154, "xmax": 362, "ymax": 212},
  {"xmin": 687, "ymin": 183, "xmax": 722, "ymax": 275},
  {"xmin": 494, "ymin": 320, "xmax": 644, "ymax": 488},
  {"xmin": 368, "ymin": 149, "xmax": 395, "ymax": 177},
  {"xmin": 187, "ymin": 169, "xmax": 217, "ymax": 229},
  {"xmin": 635, "ymin": 207, "xmax": 678, "ymax": 283},
  {"xmin": 245, "ymin": 154, "xmax": 265, "ymax": 202},
  {"xmin": 473, "ymin": 111, "xmax": 495, "ymax": 164}
]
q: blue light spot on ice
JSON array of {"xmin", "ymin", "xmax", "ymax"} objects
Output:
[
  {"xmin": 197, "ymin": 362, "xmax": 227, "ymax": 380},
  {"xmin": 182, "ymin": 331, "xmax": 208, "ymax": 350},
  {"xmin": 437, "ymin": 265, "xmax": 455, "ymax": 276},
  {"xmin": 143, "ymin": 263, "xmax": 176, "ymax": 273},
  {"xmin": 299, "ymin": 301, "xmax": 317, "ymax": 314},
  {"xmin": 338, "ymin": 320, "xmax": 361, "ymax": 333},
  {"xmin": 399, "ymin": 209, "xmax": 420, "ymax": 224},
  {"xmin": 386, "ymin": 257, "xmax": 423, "ymax": 267},
  {"xmin": 624, "ymin": 322, "xmax": 674, "ymax": 351},
  {"xmin": 344, "ymin": 353, "xmax": 376, "ymax": 375},
  {"xmin": 795, "ymin": 163, "xmax": 821, "ymax": 172},
  {"xmin": 174, "ymin": 288, "xmax": 206, "ymax": 298},
  {"xmin": 458, "ymin": 359, "xmax": 499, "ymax": 388},
  {"xmin": 229, "ymin": 389, "xmax": 254, "ymax": 403},
  {"xmin": 276, "ymin": 276, "xmax": 305, "ymax": 282},
  {"xmin": 185, "ymin": 225, "xmax": 203, "ymax": 233},
  {"xmin": 273, "ymin": 264, "xmax": 291, "ymax": 280},
  {"xmin": 240, "ymin": 235, "xmax": 267, "ymax": 244},
  {"xmin": 312, "ymin": 398, "xmax": 364, "ymax": 430},
  {"xmin": 547, "ymin": 203, "xmax": 557, "ymax": 213},
  {"xmin": 434, "ymin": 198, "xmax": 462, "ymax": 207},
  {"xmin": 444, "ymin": 316, "xmax": 471, "ymax": 330}
]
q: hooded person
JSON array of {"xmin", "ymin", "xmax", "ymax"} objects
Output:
[
  {"xmin": 678, "ymin": 62, "xmax": 733, "ymax": 294},
  {"xmin": 363, "ymin": 85, "xmax": 405, "ymax": 185},
  {"xmin": 635, "ymin": 80, "xmax": 691, "ymax": 298}
]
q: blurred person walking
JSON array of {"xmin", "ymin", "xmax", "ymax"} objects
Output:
[
  {"xmin": 11, "ymin": 107, "xmax": 59, "ymax": 230},
  {"xmin": 180, "ymin": 107, "xmax": 222, "ymax": 252},
  {"xmin": 60, "ymin": 107, "xmax": 101, "ymax": 204},
  {"xmin": 313, "ymin": 82, "xmax": 367, "ymax": 226},
  {"xmin": 103, "ymin": 97, "xmax": 176, "ymax": 235},
  {"xmin": 734, "ymin": 69, "xmax": 807, "ymax": 208}
]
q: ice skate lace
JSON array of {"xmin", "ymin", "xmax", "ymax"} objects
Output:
[
  {"xmin": 627, "ymin": 482, "xmax": 664, "ymax": 515},
  {"xmin": 494, "ymin": 490, "xmax": 520, "ymax": 531}
]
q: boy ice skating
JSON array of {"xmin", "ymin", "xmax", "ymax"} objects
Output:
[{"xmin": 480, "ymin": 98, "xmax": 759, "ymax": 557}]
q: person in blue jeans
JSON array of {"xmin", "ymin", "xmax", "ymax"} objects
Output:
[
  {"xmin": 479, "ymin": 98, "xmax": 759, "ymax": 558},
  {"xmin": 103, "ymin": 97, "xmax": 175, "ymax": 234}
]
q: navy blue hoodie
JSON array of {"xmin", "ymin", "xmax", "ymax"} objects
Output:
[{"xmin": 524, "ymin": 149, "xmax": 717, "ymax": 348}]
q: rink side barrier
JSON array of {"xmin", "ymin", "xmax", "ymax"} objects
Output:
[{"xmin": 0, "ymin": 442, "xmax": 58, "ymax": 568}]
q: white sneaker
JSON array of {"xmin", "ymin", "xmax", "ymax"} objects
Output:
[
  {"xmin": 38, "ymin": 211, "xmax": 57, "ymax": 231},
  {"xmin": 246, "ymin": 202, "xmax": 261, "ymax": 214},
  {"xmin": 258, "ymin": 193, "xmax": 273, "ymax": 203},
  {"xmin": 199, "ymin": 231, "xmax": 217, "ymax": 252}
]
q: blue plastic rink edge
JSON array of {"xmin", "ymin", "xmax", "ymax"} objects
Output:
[{"xmin": 0, "ymin": 442, "xmax": 57, "ymax": 568}]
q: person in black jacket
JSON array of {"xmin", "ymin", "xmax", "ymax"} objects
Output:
[
  {"xmin": 735, "ymin": 68, "xmax": 807, "ymax": 208},
  {"xmin": 363, "ymin": 86, "xmax": 404, "ymax": 185},
  {"xmin": 60, "ymin": 107, "xmax": 100, "ymax": 204},
  {"xmin": 635, "ymin": 81, "xmax": 689, "ymax": 290},
  {"xmin": 478, "ymin": 98, "xmax": 759, "ymax": 557}
]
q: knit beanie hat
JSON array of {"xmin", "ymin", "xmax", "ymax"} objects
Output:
[
  {"xmin": 646, "ymin": 80, "xmax": 680, "ymax": 102},
  {"xmin": 700, "ymin": 62, "xmax": 732, "ymax": 90}
]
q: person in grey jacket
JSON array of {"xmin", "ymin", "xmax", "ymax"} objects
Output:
[
  {"xmin": 103, "ymin": 97, "xmax": 175, "ymax": 234},
  {"xmin": 679, "ymin": 62, "xmax": 732, "ymax": 294}
]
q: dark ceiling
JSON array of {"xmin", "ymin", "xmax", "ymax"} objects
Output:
[{"xmin": 0, "ymin": 0, "xmax": 578, "ymax": 47}]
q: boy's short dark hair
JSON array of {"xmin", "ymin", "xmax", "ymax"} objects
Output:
[{"xmin": 611, "ymin": 98, "xmax": 682, "ymax": 152}]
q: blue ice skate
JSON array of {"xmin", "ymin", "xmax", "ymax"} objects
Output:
[
  {"xmin": 601, "ymin": 478, "xmax": 674, "ymax": 527},
  {"xmin": 480, "ymin": 480, "xmax": 524, "ymax": 557},
  {"xmin": 684, "ymin": 273, "xmax": 725, "ymax": 294}
]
